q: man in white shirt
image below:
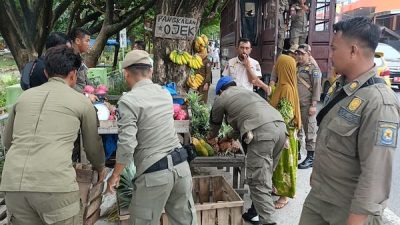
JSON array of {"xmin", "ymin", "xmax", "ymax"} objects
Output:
[{"xmin": 222, "ymin": 38, "xmax": 262, "ymax": 91}]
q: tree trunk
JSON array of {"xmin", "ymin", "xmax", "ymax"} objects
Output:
[
  {"xmin": 85, "ymin": 27, "xmax": 110, "ymax": 68},
  {"xmin": 113, "ymin": 34, "xmax": 120, "ymax": 70},
  {"xmin": 152, "ymin": 0, "xmax": 207, "ymax": 93},
  {"xmin": 84, "ymin": 0, "xmax": 155, "ymax": 68}
]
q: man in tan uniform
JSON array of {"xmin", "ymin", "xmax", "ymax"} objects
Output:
[
  {"xmin": 299, "ymin": 17, "xmax": 400, "ymax": 225},
  {"xmin": 290, "ymin": 0, "xmax": 308, "ymax": 46},
  {"xmin": 208, "ymin": 76, "xmax": 287, "ymax": 225},
  {"xmin": 107, "ymin": 50, "xmax": 197, "ymax": 225},
  {"xmin": 296, "ymin": 44, "xmax": 321, "ymax": 169},
  {"xmin": 277, "ymin": 0, "xmax": 289, "ymax": 56},
  {"xmin": 1, "ymin": 46, "xmax": 106, "ymax": 225}
]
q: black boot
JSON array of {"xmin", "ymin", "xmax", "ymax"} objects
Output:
[
  {"xmin": 298, "ymin": 151, "xmax": 314, "ymax": 169},
  {"xmin": 242, "ymin": 204, "xmax": 261, "ymax": 225}
]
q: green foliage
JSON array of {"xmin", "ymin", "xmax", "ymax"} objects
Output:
[
  {"xmin": 117, "ymin": 162, "xmax": 136, "ymax": 209},
  {"xmin": 0, "ymin": 75, "xmax": 20, "ymax": 108},
  {"xmin": 218, "ymin": 122, "xmax": 234, "ymax": 139},
  {"xmin": 277, "ymin": 98, "xmax": 294, "ymax": 125},
  {"xmin": 187, "ymin": 91, "xmax": 210, "ymax": 139}
]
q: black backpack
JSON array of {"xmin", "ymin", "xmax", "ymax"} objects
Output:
[{"xmin": 20, "ymin": 59, "xmax": 38, "ymax": 90}]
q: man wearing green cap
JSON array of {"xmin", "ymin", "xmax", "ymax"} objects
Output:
[
  {"xmin": 208, "ymin": 77, "xmax": 287, "ymax": 225},
  {"xmin": 107, "ymin": 50, "xmax": 197, "ymax": 225}
]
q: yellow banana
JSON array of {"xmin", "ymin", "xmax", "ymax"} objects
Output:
[
  {"xmin": 201, "ymin": 34, "xmax": 208, "ymax": 45},
  {"xmin": 196, "ymin": 36, "xmax": 205, "ymax": 46}
]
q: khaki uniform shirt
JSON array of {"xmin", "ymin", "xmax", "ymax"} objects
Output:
[
  {"xmin": 297, "ymin": 62, "xmax": 321, "ymax": 106},
  {"xmin": 1, "ymin": 77, "xmax": 105, "ymax": 192},
  {"xmin": 222, "ymin": 57, "xmax": 262, "ymax": 91},
  {"xmin": 74, "ymin": 63, "xmax": 91, "ymax": 93},
  {"xmin": 116, "ymin": 79, "xmax": 181, "ymax": 176},
  {"xmin": 210, "ymin": 87, "xmax": 284, "ymax": 138},
  {"xmin": 311, "ymin": 67, "xmax": 400, "ymax": 216},
  {"xmin": 290, "ymin": 3, "xmax": 308, "ymax": 33}
]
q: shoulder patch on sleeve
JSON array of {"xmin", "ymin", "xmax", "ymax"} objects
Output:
[
  {"xmin": 313, "ymin": 69, "xmax": 321, "ymax": 78},
  {"xmin": 376, "ymin": 121, "xmax": 398, "ymax": 148}
]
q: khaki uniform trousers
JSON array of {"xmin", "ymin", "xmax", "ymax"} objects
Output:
[
  {"xmin": 298, "ymin": 105, "xmax": 317, "ymax": 152},
  {"xmin": 130, "ymin": 160, "xmax": 197, "ymax": 225},
  {"xmin": 299, "ymin": 191, "xmax": 383, "ymax": 225},
  {"xmin": 290, "ymin": 31, "xmax": 307, "ymax": 47},
  {"xmin": 246, "ymin": 121, "xmax": 287, "ymax": 224},
  {"xmin": 5, "ymin": 191, "xmax": 80, "ymax": 225}
]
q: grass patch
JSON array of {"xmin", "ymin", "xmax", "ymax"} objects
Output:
[{"xmin": 0, "ymin": 56, "xmax": 17, "ymax": 70}]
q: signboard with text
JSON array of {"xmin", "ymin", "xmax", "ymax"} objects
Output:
[
  {"xmin": 119, "ymin": 28, "xmax": 127, "ymax": 48},
  {"xmin": 154, "ymin": 15, "xmax": 198, "ymax": 40}
]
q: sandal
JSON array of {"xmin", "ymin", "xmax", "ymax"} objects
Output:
[{"xmin": 274, "ymin": 198, "xmax": 289, "ymax": 209}]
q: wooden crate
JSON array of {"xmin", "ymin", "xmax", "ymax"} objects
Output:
[
  {"xmin": 0, "ymin": 197, "xmax": 7, "ymax": 225},
  {"xmin": 75, "ymin": 163, "xmax": 104, "ymax": 225},
  {"xmin": 118, "ymin": 175, "xmax": 243, "ymax": 225},
  {"xmin": 189, "ymin": 175, "xmax": 243, "ymax": 225},
  {"xmin": 190, "ymin": 155, "xmax": 247, "ymax": 196}
]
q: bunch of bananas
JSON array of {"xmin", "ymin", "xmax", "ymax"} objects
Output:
[
  {"xmin": 186, "ymin": 74, "xmax": 204, "ymax": 90},
  {"xmin": 194, "ymin": 34, "xmax": 208, "ymax": 53},
  {"xmin": 169, "ymin": 50, "xmax": 192, "ymax": 65},
  {"xmin": 188, "ymin": 54, "xmax": 203, "ymax": 69}
]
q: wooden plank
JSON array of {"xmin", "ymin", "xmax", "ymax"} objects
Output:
[
  {"xmin": 196, "ymin": 210, "xmax": 201, "ymax": 225},
  {"xmin": 84, "ymin": 208, "xmax": 100, "ymax": 225},
  {"xmin": 76, "ymin": 168, "xmax": 94, "ymax": 183},
  {"xmin": 119, "ymin": 218, "xmax": 132, "ymax": 225},
  {"xmin": 220, "ymin": 177, "xmax": 242, "ymax": 202},
  {"xmin": 217, "ymin": 208, "xmax": 230, "ymax": 225},
  {"xmin": 78, "ymin": 182, "xmax": 91, "ymax": 206},
  {"xmin": 85, "ymin": 197, "xmax": 102, "ymax": 219},
  {"xmin": 0, "ymin": 205, "xmax": 7, "ymax": 220},
  {"xmin": 88, "ymin": 182, "xmax": 104, "ymax": 203},
  {"xmin": 211, "ymin": 176, "xmax": 223, "ymax": 202},
  {"xmin": 199, "ymin": 177, "xmax": 210, "ymax": 204},
  {"xmin": 192, "ymin": 177, "xmax": 199, "ymax": 204},
  {"xmin": 190, "ymin": 155, "xmax": 245, "ymax": 168},
  {"xmin": 201, "ymin": 209, "xmax": 216, "ymax": 225},
  {"xmin": 232, "ymin": 167, "xmax": 239, "ymax": 189},
  {"xmin": 230, "ymin": 207, "xmax": 243, "ymax": 225},
  {"xmin": 194, "ymin": 201, "xmax": 244, "ymax": 211},
  {"xmin": 161, "ymin": 213, "xmax": 169, "ymax": 225}
]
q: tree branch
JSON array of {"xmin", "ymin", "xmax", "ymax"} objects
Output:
[
  {"xmin": 108, "ymin": 0, "xmax": 156, "ymax": 34},
  {"xmin": 52, "ymin": 0, "xmax": 73, "ymax": 25},
  {"xmin": 105, "ymin": 0, "xmax": 115, "ymax": 25},
  {"xmin": 75, "ymin": 11, "xmax": 102, "ymax": 28}
]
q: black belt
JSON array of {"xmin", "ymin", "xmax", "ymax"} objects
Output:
[{"xmin": 143, "ymin": 148, "xmax": 188, "ymax": 174}]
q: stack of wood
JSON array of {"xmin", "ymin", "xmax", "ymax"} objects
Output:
[{"xmin": 75, "ymin": 163, "xmax": 104, "ymax": 225}]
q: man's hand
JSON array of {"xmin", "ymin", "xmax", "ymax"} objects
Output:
[
  {"xmin": 346, "ymin": 214, "xmax": 368, "ymax": 225},
  {"xmin": 203, "ymin": 83, "xmax": 209, "ymax": 91},
  {"xmin": 96, "ymin": 167, "xmax": 107, "ymax": 184},
  {"xmin": 252, "ymin": 79, "xmax": 271, "ymax": 95},
  {"xmin": 107, "ymin": 173, "xmax": 121, "ymax": 194},
  {"xmin": 309, "ymin": 106, "xmax": 317, "ymax": 116},
  {"xmin": 88, "ymin": 94, "xmax": 99, "ymax": 103},
  {"xmin": 242, "ymin": 54, "xmax": 251, "ymax": 69}
]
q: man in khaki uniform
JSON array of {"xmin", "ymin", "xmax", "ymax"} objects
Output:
[
  {"xmin": 299, "ymin": 17, "xmax": 400, "ymax": 225},
  {"xmin": 296, "ymin": 44, "xmax": 321, "ymax": 169},
  {"xmin": 208, "ymin": 76, "xmax": 287, "ymax": 225},
  {"xmin": 1, "ymin": 46, "xmax": 106, "ymax": 225},
  {"xmin": 290, "ymin": 0, "xmax": 308, "ymax": 46},
  {"xmin": 107, "ymin": 50, "xmax": 197, "ymax": 225},
  {"xmin": 277, "ymin": 0, "xmax": 289, "ymax": 56}
]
